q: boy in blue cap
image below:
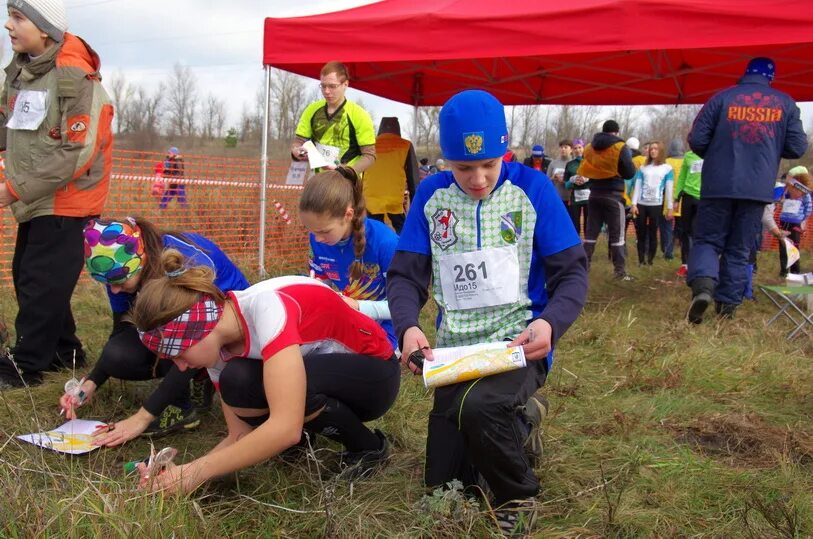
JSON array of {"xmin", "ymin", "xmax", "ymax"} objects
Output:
[{"xmin": 387, "ymin": 90, "xmax": 588, "ymax": 537}]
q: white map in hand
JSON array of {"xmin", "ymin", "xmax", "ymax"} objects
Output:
[{"xmin": 423, "ymin": 342, "xmax": 526, "ymax": 388}]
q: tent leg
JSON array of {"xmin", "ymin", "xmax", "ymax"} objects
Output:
[{"xmin": 258, "ymin": 65, "xmax": 272, "ymax": 279}]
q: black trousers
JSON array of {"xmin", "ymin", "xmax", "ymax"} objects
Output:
[
  {"xmin": 778, "ymin": 221, "xmax": 803, "ymax": 275},
  {"xmin": 219, "ymin": 353, "xmax": 400, "ymax": 435},
  {"xmin": 10, "ymin": 216, "xmax": 89, "ymax": 375},
  {"xmin": 634, "ymin": 204, "xmax": 660, "ymax": 264},
  {"xmin": 569, "ymin": 203, "xmax": 588, "ymax": 237},
  {"xmin": 425, "ymin": 360, "xmax": 547, "ymax": 506},
  {"xmin": 86, "ymin": 324, "xmax": 196, "ymax": 416},
  {"xmin": 679, "ymin": 194, "xmax": 700, "ymax": 265},
  {"xmin": 368, "ymin": 212, "xmax": 405, "ymax": 234},
  {"xmin": 583, "ymin": 192, "xmax": 627, "ymax": 276}
]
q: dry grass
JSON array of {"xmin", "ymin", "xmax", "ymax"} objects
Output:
[{"xmin": 1, "ymin": 249, "xmax": 812, "ymax": 538}]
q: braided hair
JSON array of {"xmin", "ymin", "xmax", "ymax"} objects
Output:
[{"xmin": 299, "ymin": 167, "xmax": 367, "ymax": 280}]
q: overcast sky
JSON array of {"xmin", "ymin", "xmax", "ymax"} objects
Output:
[{"xmin": 2, "ymin": 0, "xmax": 810, "ymax": 141}]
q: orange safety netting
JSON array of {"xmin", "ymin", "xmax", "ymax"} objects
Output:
[
  {"xmin": 0, "ymin": 150, "xmax": 310, "ymax": 287},
  {"xmin": 0, "ymin": 153, "xmax": 811, "ymax": 290}
]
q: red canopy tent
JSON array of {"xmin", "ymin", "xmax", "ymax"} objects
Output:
[
  {"xmin": 256, "ymin": 0, "xmax": 813, "ymax": 274},
  {"xmin": 263, "ymin": 0, "xmax": 813, "ymax": 106}
]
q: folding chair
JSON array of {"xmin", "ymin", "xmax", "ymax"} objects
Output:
[{"xmin": 758, "ymin": 284, "xmax": 813, "ymax": 340}]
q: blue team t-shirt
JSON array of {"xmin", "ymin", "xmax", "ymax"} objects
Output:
[
  {"xmin": 309, "ymin": 217, "xmax": 398, "ymax": 348},
  {"xmin": 107, "ymin": 232, "xmax": 250, "ymax": 313}
]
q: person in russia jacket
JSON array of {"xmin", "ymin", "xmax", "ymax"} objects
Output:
[{"xmin": 685, "ymin": 57, "xmax": 807, "ymax": 323}]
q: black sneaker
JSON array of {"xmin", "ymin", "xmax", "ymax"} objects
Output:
[
  {"xmin": 716, "ymin": 302, "xmax": 737, "ymax": 319},
  {"xmin": 494, "ymin": 498, "xmax": 537, "ymax": 538},
  {"xmin": 190, "ymin": 373, "xmax": 214, "ymax": 411},
  {"xmin": 49, "ymin": 350, "xmax": 87, "ymax": 372},
  {"xmin": 0, "ymin": 350, "xmax": 42, "ymax": 390},
  {"xmin": 143, "ymin": 405, "xmax": 200, "ymax": 437},
  {"xmin": 336, "ymin": 429, "xmax": 390, "ymax": 480},
  {"xmin": 521, "ymin": 394, "xmax": 548, "ymax": 468},
  {"xmin": 687, "ymin": 292, "xmax": 712, "ymax": 324}
]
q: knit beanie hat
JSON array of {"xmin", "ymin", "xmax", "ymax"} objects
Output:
[
  {"xmin": 439, "ymin": 90, "xmax": 508, "ymax": 161},
  {"xmin": 787, "ymin": 165, "xmax": 808, "ymax": 178},
  {"xmin": 531, "ymin": 145, "xmax": 544, "ymax": 157},
  {"xmin": 745, "ymin": 57, "xmax": 775, "ymax": 82},
  {"xmin": 572, "ymin": 138, "xmax": 586, "ymax": 146},
  {"xmin": 7, "ymin": 0, "xmax": 67, "ymax": 42},
  {"xmin": 626, "ymin": 137, "xmax": 640, "ymax": 151}
]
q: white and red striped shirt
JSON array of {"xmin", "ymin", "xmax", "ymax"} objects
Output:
[{"xmin": 208, "ymin": 276, "xmax": 394, "ymax": 386}]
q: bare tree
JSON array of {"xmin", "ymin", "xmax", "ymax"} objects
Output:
[
  {"xmin": 270, "ymin": 68, "xmax": 308, "ymax": 140},
  {"xmin": 642, "ymin": 105, "xmax": 701, "ymax": 148},
  {"xmin": 414, "ymin": 106, "xmax": 441, "ymax": 155},
  {"xmin": 200, "ymin": 94, "xmax": 227, "ymax": 139},
  {"xmin": 165, "ymin": 63, "xmax": 198, "ymax": 137},
  {"xmin": 107, "ymin": 72, "xmax": 133, "ymax": 134},
  {"xmin": 121, "ymin": 84, "xmax": 164, "ymax": 147}
]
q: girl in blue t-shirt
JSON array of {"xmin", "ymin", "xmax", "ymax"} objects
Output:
[
  {"xmin": 58, "ymin": 216, "xmax": 249, "ymax": 447},
  {"xmin": 299, "ymin": 168, "xmax": 399, "ymax": 349}
]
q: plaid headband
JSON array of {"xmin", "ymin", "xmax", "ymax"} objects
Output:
[
  {"xmin": 138, "ymin": 296, "xmax": 223, "ymax": 359},
  {"xmin": 788, "ymin": 178, "xmax": 812, "ymax": 195}
]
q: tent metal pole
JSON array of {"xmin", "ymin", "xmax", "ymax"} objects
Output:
[{"xmin": 258, "ymin": 65, "xmax": 272, "ymax": 279}]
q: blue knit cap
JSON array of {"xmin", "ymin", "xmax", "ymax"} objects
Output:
[
  {"xmin": 532, "ymin": 145, "xmax": 544, "ymax": 157},
  {"xmin": 745, "ymin": 57, "xmax": 775, "ymax": 82},
  {"xmin": 439, "ymin": 90, "xmax": 508, "ymax": 161}
]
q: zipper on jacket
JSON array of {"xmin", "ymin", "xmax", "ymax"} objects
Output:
[{"xmin": 475, "ymin": 199, "xmax": 483, "ymax": 249}]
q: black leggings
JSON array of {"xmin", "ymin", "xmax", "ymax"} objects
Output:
[
  {"xmin": 219, "ymin": 353, "xmax": 401, "ymax": 451},
  {"xmin": 86, "ymin": 324, "xmax": 196, "ymax": 416},
  {"xmin": 634, "ymin": 204, "xmax": 661, "ymax": 264}
]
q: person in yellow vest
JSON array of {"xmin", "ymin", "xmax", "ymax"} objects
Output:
[
  {"xmin": 627, "ymin": 137, "xmax": 645, "ymax": 169},
  {"xmin": 662, "ymin": 139, "xmax": 685, "ymax": 261},
  {"xmin": 577, "ymin": 120, "xmax": 637, "ymax": 280},
  {"xmin": 362, "ymin": 117, "xmax": 418, "ymax": 233}
]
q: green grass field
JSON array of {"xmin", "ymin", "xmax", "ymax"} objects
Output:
[{"xmin": 1, "ymin": 252, "xmax": 812, "ymax": 538}]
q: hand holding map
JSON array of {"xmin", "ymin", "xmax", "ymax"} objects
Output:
[{"xmin": 422, "ymin": 342, "xmax": 526, "ymax": 388}]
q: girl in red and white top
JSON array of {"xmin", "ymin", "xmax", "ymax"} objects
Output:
[{"xmin": 130, "ymin": 249, "xmax": 399, "ymax": 493}]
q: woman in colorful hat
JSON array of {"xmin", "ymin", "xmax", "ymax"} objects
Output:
[
  {"xmin": 58, "ymin": 217, "xmax": 249, "ymax": 444},
  {"xmin": 129, "ymin": 248, "xmax": 399, "ymax": 493}
]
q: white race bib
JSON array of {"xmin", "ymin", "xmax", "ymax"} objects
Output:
[
  {"xmin": 285, "ymin": 160, "xmax": 309, "ymax": 185},
  {"xmin": 783, "ymin": 199, "xmax": 802, "ymax": 214},
  {"xmin": 314, "ymin": 142, "xmax": 341, "ymax": 167},
  {"xmin": 439, "ymin": 246, "xmax": 519, "ymax": 311},
  {"xmin": 7, "ymin": 89, "xmax": 49, "ymax": 131},
  {"xmin": 574, "ymin": 188, "xmax": 590, "ymax": 202},
  {"xmin": 690, "ymin": 159, "xmax": 703, "ymax": 174}
]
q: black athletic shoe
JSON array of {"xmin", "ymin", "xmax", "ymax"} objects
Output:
[
  {"xmin": 494, "ymin": 498, "xmax": 537, "ymax": 538},
  {"xmin": 0, "ymin": 350, "xmax": 42, "ymax": 390},
  {"xmin": 48, "ymin": 351, "xmax": 87, "ymax": 372},
  {"xmin": 336, "ymin": 429, "xmax": 390, "ymax": 480},
  {"xmin": 687, "ymin": 292, "xmax": 712, "ymax": 324},
  {"xmin": 143, "ymin": 405, "xmax": 200, "ymax": 437},
  {"xmin": 716, "ymin": 302, "xmax": 737, "ymax": 319}
]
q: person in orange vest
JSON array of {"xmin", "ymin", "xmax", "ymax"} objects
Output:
[
  {"xmin": 577, "ymin": 120, "xmax": 637, "ymax": 280},
  {"xmin": 362, "ymin": 117, "xmax": 418, "ymax": 233}
]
